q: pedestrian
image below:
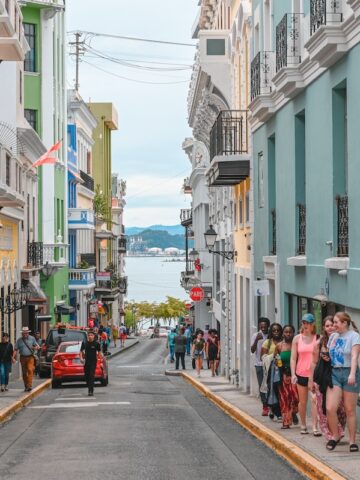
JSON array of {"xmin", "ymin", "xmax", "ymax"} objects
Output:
[
  {"xmin": 185, "ymin": 325, "xmax": 192, "ymax": 356},
  {"xmin": 192, "ymin": 331, "xmax": 205, "ymax": 377},
  {"xmin": 13, "ymin": 326, "xmax": 40, "ymax": 392},
  {"xmin": 119, "ymin": 324, "xmax": 127, "ymax": 347},
  {"xmin": 261, "ymin": 323, "xmax": 283, "ymax": 421},
  {"xmin": 309, "ymin": 316, "xmax": 346, "ymax": 441},
  {"xmin": 274, "ymin": 325, "xmax": 299, "ymax": 428},
  {"xmin": 290, "ymin": 313, "xmax": 320, "ymax": 436},
  {"xmin": 251, "ymin": 317, "xmax": 270, "ymax": 416},
  {"xmin": 80, "ymin": 330, "xmax": 101, "ymax": 396},
  {"xmin": 325, "ymin": 312, "xmax": 360, "ymax": 452},
  {"xmin": 167, "ymin": 328, "xmax": 176, "ymax": 363},
  {"xmin": 34, "ymin": 331, "xmax": 42, "ymax": 377},
  {"xmin": 100, "ymin": 330, "xmax": 108, "ymax": 355},
  {"xmin": 207, "ymin": 330, "xmax": 220, "ymax": 377},
  {"xmin": 0, "ymin": 333, "xmax": 14, "ymax": 392},
  {"xmin": 112, "ymin": 324, "xmax": 119, "ymax": 348},
  {"xmin": 174, "ymin": 326, "xmax": 187, "ymax": 370}
]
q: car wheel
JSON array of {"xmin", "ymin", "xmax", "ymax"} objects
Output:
[{"xmin": 51, "ymin": 380, "xmax": 61, "ymax": 389}]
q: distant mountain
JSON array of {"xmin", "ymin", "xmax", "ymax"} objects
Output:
[
  {"xmin": 128, "ymin": 228, "xmax": 194, "ymax": 251},
  {"xmin": 126, "ymin": 224, "xmax": 184, "ymax": 236}
]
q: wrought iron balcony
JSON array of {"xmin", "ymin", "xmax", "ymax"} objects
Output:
[
  {"xmin": 118, "ymin": 236, "xmax": 127, "ymax": 253},
  {"xmin": 210, "ymin": 110, "xmax": 248, "ymax": 161},
  {"xmin": 80, "ymin": 170, "xmax": 94, "ymax": 192},
  {"xmin": 310, "ymin": 0, "xmax": 343, "ymax": 36},
  {"xmin": 271, "ymin": 209, "xmax": 277, "ymax": 255},
  {"xmin": 27, "ymin": 241, "xmax": 43, "ymax": 268},
  {"xmin": 118, "ymin": 276, "xmax": 128, "ymax": 294},
  {"xmin": 337, "ymin": 195, "xmax": 348, "ymax": 257},
  {"xmin": 251, "ymin": 51, "xmax": 275, "ymax": 101},
  {"xmin": 180, "ymin": 208, "xmax": 192, "ymax": 227},
  {"xmin": 276, "ymin": 13, "xmax": 302, "ymax": 72},
  {"xmin": 297, "ymin": 204, "xmax": 306, "ymax": 255}
]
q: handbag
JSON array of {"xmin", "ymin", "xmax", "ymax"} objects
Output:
[{"xmin": 22, "ymin": 338, "xmax": 40, "ymax": 367}]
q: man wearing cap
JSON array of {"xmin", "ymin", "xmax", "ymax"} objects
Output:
[
  {"xmin": 80, "ymin": 331, "xmax": 101, "ymax": 396},
  {"xmin": 13, "ymin": 327, "xmax": 40, "ymax": 392}
]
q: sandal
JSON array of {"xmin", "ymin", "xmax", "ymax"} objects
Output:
[
  {"xmin": 300, "ymin": 427, "xmax": 309, "ymax": 435},
  {"xmin": 313, "ymin": 430, "xmax": 322, "ymax": 437},
  {"xmin": 281, "ymin": 425, "xmax": 290, "ymax": 429},
  {"xmin": 326, "ymin": 439, "xmax": 340, "ymax": 451},
  {"xmin": 349, "ymin": 444, "xmax": 359, "ymax": 452}
]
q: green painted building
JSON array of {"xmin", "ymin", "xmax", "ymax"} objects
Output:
[{"xmin": 22, "ymin": 1, "xmax": 69, "ymax": 322}]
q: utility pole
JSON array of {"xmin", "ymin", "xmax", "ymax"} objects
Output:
[{"xmin": 69, "ymin": 32, "xmax": 84, "ymax": 91}]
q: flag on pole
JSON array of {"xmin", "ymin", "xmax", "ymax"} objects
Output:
[{"xmin": 32, "ymin": 140, "xmax": 62, "ymax": 169}]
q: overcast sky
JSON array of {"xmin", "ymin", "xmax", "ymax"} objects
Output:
[{"xmin": 67, "ymin": 0, "xmax": 197, "ymax": 227}]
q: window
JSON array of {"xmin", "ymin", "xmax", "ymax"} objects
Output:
[
  {"xmin": 206, "ymin": 39, "xmax": 225, "ymax": 56},
  {"xmin": 233, "ymin": 201, "xmax": 237, "ymax": 229},
  {"xmin": 6, "ymin": 154, "xmax": 11, "ymax": 187},
  {"xmin": 246, "ymin": 192, "xmax": 250, "ymax": 223},
  {"xmin": 25, "ymin": 109, "xmax": 37, "ymax": 131},
  {"xmin": 24, "ymin": 23, "xmax": 36, "ymax": 72},
  {"xmin": 87, "ymin": 151, "xmax": 91, "ymax": 174},
  {"xmin": 239, "ymin": 197, "xmax": 243, "ymax": 225},
  {"xmin": 19, "ymin": 71, "xmax": 22, "ymax": 104},
  {"xmin": 258, "ymin": 152, "xmax": 264, "ymax": 208}
]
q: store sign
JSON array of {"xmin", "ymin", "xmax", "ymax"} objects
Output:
[
  {"xmin": 253, "ymin": 280, "xmax": 270, "ymax": 297},
  {"xmin": 96, "ymin": 272, "xmax": 111, "ymax": 281}
]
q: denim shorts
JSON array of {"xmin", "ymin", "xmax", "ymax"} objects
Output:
[{"xmin": 332, "ymin": 367, "xmax": 360, "ymax": 393}]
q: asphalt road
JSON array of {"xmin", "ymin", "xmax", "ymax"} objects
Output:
[{"xmin": 0, "ymin": 339, "xmax": 304, "ymax": 480}]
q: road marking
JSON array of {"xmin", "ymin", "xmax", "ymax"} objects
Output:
[
  {"xmin": 29, "ymin": 401, "xmax": 131, "ymax": 409},
  {"xmin": 55, "ymin": 397, "xmax": 97, "ymax": 401}
]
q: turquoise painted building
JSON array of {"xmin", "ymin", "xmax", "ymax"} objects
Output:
[{"xmin": 250, "ymin": 0, "xmax": 360, "ymax": 331}]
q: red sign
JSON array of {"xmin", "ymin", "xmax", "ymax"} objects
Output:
[
  {"xmin": 185, "ymin": 302, "xmax": 192, "ymax": 310},
  {"xmin": 189, "ymin": 287, "xmax": 204, "ymax": 302}
]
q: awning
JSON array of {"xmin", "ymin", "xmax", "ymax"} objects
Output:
[
  {"xmin": 55, "ymin": 304, "xmax": 75, "ymax": 315},
  {"xmin": 101, "ymin": 294, "xmax": 119, "ymax": 302},
  {"xmin": 96, "ymin": 230, "xmax": 114, "ymax": 239},
  {"xmin": 25, "ymin": 279, "xmax": 47, "ymax": 305}
]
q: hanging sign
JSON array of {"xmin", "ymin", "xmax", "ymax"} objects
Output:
[
  {"xmin": 189, "ymin": 287, "xmax": 204, "ymax": 302},
  {"xmin": 253, "ymin": 280, "xmax": 270, "ymax": 297}
]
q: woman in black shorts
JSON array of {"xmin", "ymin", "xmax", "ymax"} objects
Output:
[{"xmin": 207, "ymin": 330, "xmax": 220, "ymax": 377}]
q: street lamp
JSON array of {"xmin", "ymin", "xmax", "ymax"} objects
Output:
[
  {"xmin": 188, "ymin": 248, "xmax": 199, "ymax": 261},
  {"xmin": 42, "ymin": 261, "xmax": 56, "ymax": 278},
  {"xmin": 204, "ymin": 225, "xmax": 237, "ymax": 261}
]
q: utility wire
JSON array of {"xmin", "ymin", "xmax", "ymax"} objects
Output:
[
  {"xmin": 81, "ymin": 59, "xmax": 190, "ymax": 85},
  {"xmin": 67, "ymin": 30, "xmax": 196, "ymax": 48}
]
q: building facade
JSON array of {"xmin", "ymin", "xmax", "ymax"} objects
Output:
[
  {"xmin": 67, "ymin": 89, "xmax": 97, "ymax": 327},
  {"xmin": 22, "ymin": 0, "xmax": 69, "ymax": 323}
]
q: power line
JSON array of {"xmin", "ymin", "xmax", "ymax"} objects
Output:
[
  {"xmin": 81, "ymin": 59, "xmax": 190, "ymax": 85},
  {"xmin": 67, "ymin": 30, "xmax": 196, "ymax": 48}
]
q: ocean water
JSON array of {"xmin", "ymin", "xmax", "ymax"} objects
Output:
[{"xmin": 125, "ymin": 256, "xmax": 187, "ymax": 303}]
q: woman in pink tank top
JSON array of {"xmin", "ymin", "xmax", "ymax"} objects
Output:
[{"xmin": 291, "ymin": 313, "xmax": 320, "ymax": 435}]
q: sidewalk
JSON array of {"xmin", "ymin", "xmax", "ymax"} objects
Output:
[
  {"xmin": 0, "ymin": 337, "xmax": 139, "ymax": 423},
  {"xmin": 180, "ymin": 368, "xmax": 358, "ymax": 480}
]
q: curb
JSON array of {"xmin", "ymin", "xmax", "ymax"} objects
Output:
[
  {"xmin": 164, "ymin": 369, "xmax": 182, "ymax": 377},
  {"xmin": 0, "ymin": 379, "xmax": 51, "ymax": 425},
  {"xmin": 108, "ymin": 340, "xmax": 139, "ymax": 359},
  {"xmin": 182, "ymin": 373, "xmax": 346, "ymax": 480}
]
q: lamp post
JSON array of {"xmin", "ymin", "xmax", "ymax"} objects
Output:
[
  {"xmin": 204, "ymin": 225, "xmax": 237, "ymax": 261},
  {"xmin": 131, "ymin": 305, "xmax": 137, "ymax": 334}
]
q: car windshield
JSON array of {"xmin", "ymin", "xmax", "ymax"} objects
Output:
[
  {"xmin": 48, "ymin": 330, "xmax": 87, "ymax": 347},
  {"xmin": 59, "ymin": 343, "xmax": 81, "ymax": 353}
]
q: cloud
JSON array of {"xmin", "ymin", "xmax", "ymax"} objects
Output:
[{"xmin": 67, "ymin": 0, "xmax": 198, "ymax": 225}]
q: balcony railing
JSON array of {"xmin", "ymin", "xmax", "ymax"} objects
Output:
[
  {"xmin": 68, "ymin": 208, "xmax": 95, "ymax": 230},
  {"xmin": 43, "ymin": 243, "xmax": 67, "ymax": 265},
  {"xmin": 276, "ymin": 13, "xmax": 302, "ymax": 72},
  {"xmin": 118, "ymin": 236, "xmax": 127, "ymax": 253},
  {"xmin": 271, "ymin": 209, "xmax": 277, "ymax": 255},
  {"xmin": 310, "ymin": 0, "xmax": 343, "ymax": 36},
  {"xmin": 27, "ymin": 241, "xmax": 43, "ymax": 268},
  {"xmin": 210, "ymin": 110, "xmax": 248, "ymax": 162},
  {"xmin": 297, "ymin": 204, "xmax": 306, "ymax": 255},
  {"xmin": 337, "ymin": 195, "xmax": 348, "ymax": 257},
  {"xmin": 251, "ymin": 51, "xmax": 275, "ymax": 101},
  {"xmin": 69, "ymin": 267, "xmax": 96, "ymax": 289},
  {"xmin": 80, "ymin": 170, "xmax": 94, "ymax": 192},
  {"xmin": 180, "ymin": 208, "xmax": 192, "ymax": 226}
]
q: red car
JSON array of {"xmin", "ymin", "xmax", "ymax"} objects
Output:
[{"xmin": 51, "ymin": 341, "xmax": 108, "ymax": 388}]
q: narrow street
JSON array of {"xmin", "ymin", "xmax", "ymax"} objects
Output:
[{"xmin": 0, "ymin": 339, "xmax": 303, "ymax": 480}]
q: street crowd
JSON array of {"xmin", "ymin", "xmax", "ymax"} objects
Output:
[
  {"xmin": 251, "ymin": 312, "xmax": 360, "ymax": 453},
  {"xmin": 167, "ymin": 325, "xmax": 220, "ymax": 377}
]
